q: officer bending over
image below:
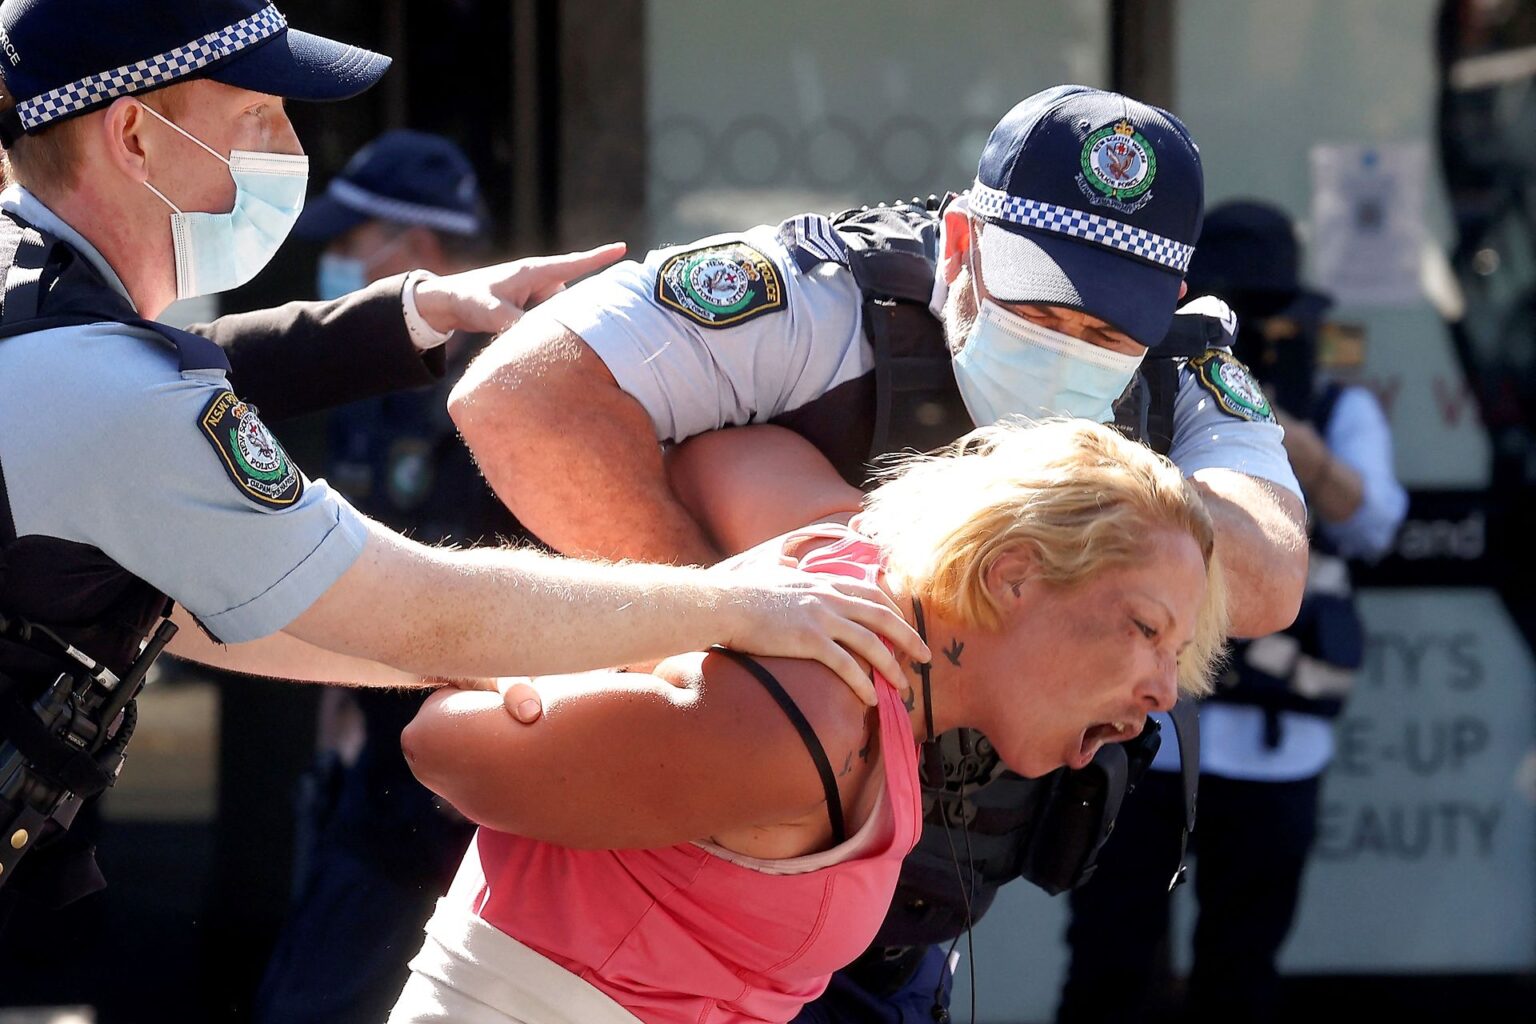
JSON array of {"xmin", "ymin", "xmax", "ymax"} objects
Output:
[
  {"xmin": 0, "ymin": 0, "xmax": 926, "ymax": 907},
  {"xmin": 450, "ymin": 86, "xmax": 1309, "ymax": 1020}
]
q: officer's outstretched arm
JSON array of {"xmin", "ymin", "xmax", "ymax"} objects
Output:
[
  {"xmin": 1187, "ymin": 468, "xmax": 1308, "ymax": 638},
  {"xmin": 276, "ymin": 518, "xmax": 927, "ymax": 702},
  {"xmin": 450, "ymin": 319, "xmax": 721, "ymax": 565}
]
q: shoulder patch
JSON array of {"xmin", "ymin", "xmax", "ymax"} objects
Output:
[
  {"xmin": 198, "ymin": 390, "xmax": 304, "ymax": 509},
  {"xmin": 655, "ymin": 241, "xmax": 786, "ymax": 329},
  {"xmin": 1188, "ymin": 351, "xmax": 1276, "ymax": 424}
]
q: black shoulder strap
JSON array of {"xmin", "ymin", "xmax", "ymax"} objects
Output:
[
  {"xmin": 0, "ymin": 209, "xmax": 230, "ymax": 373},
  {"xmin": 714, "ymin": 647, "xmax": 848, "ymax": 845},
  {"xmin": 1166, "ymin": 699, "xmax": 1201, "ymax": 891}
]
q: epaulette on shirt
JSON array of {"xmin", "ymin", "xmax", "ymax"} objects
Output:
[{"xmin": 776, "ymin": 213, "xmax": 850, "ymax": 272}]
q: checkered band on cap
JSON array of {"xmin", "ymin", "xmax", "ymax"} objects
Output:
[
  {"xmin": 969, "ymin": 180, "xmax": 1194, "ymax": 274},
  {"xmin": 327, "ymin": 179, "xmax": 480, "ymax": 236},
  {"xmin": 15, "ymin": 4, "xmax": 288, "ymax": 132}
]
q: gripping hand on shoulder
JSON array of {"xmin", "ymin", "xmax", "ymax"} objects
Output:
[{"xmin": 719, "ymin": 566, "xmax": 927, "ymax": 707}]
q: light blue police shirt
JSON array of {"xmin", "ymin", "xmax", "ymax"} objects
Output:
[{"xmin": 0, "ymin": 186, "xmax": 369, "ymax": 643}]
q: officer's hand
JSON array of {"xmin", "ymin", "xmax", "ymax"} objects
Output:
[
  {"xmin": 721, "ymin": 568, "xmax": 928, "ymax": 708},
  {"xmin": 413, "ymin": 242, "xmax": 627, "ymax": 336}
]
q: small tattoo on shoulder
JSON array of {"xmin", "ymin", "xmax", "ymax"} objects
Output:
[
  {"xmin": 943, "ymin": 638, "xmax": 965, "ymax": 666},
  {"xmin": 839, "ymin": 750, "xmax": 855, "ymax": 777},
  {"xmin": 902, "ymin": 689, "xmax": 916, "ymax": 712}
]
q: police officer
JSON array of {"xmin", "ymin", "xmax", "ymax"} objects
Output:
[
  {"xmin": 451, "ymin": 86, "xmax": 1309, "ymax": 1020},
  {"xmin": 0, "ymin": 0, "xmax": 929, "ymax": 911},
  {"xmin": 254, "ymin": 130, "xmax": 522, "ymax": 1024},
  {"xmin": 1057, "ymin": 200, "xmax": 1407, "ymax": 1024}
]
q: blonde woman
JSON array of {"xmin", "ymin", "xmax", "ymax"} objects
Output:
[{"xmin": 390, "ymin": 418, "xmax": 1228, "ymax": 1024}]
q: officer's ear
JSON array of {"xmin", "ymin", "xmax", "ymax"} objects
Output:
[
  {"xmin": 939, "ymin": 206, "xmax": 973, "ymax": 286},
  {"xmin": 1178, "ymin": 280, "xmax": 1189, "ymax": 300},
  {"xmin": 98, "ymin": 97, "xmax": 154, "ymax": 185}
]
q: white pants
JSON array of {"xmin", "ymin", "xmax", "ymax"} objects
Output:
[{"xmin": 387, "ymin": 899, "xmax": 644, "ymax": 1024}]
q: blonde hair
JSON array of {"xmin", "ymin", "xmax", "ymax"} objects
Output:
[{"xmin": 860, "ymin": 418, "xmax": 1228, "ymax": 696}]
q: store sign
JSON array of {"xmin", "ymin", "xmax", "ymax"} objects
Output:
[
  {"xmin": 1311, "ymin": 142, "xmax": 1430, "ymax": 307},
  {"xmin": 1282, "ymin": 588, "xmax": 1536, "ymax": 971}
]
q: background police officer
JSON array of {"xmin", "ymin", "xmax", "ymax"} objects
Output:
[
  {"xmin": 0, "ymin": 0, "xmax": 928, "ymax": 911},
  {"xmin": 254, "ymin": 129, "xmax": 525, "ymax": 1024},
  {"xmin": 1057, "ymin": 200, "xmax": 1407, "ymax": 1024},
  {"xmin": 449, "ymin": 86, "xmax": 1310, "ymax": 1020}
]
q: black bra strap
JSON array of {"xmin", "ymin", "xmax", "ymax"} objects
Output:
[{"xmin": 714, "ymin": 647, "xmax": 847, "ymax": 846}]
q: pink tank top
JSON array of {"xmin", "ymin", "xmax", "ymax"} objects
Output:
[{"xmin": 455, "ymin": 528, "xmax": 922, "ymax": 1024}]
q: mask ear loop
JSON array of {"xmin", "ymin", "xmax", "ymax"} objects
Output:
[
  {"xmin": 138, "ymin": 103, "xmax": 232, "ymax": 216},
  {"xmin": 139, "ymin": 103, "xmax": 232, "ymax": 167}
]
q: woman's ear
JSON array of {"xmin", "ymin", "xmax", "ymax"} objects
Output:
[{"xmin": 985, "ymin": 544, "xmax": 1040, "ymax": 613}]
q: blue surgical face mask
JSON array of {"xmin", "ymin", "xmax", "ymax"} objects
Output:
[
  {"xmin": 141, "ymin": 105, "xmax": 309, "ymax": 301},
  {"xmin": 952, "ymin": 298, "xmax": 1146, "ymax": 425},
  {"xmin": 315, "ymin": 229, "xmax": 413, "ymax": 300},
  {"xmin": 316, "ymin": 253, "xmax": 367, "ymax": 301}
]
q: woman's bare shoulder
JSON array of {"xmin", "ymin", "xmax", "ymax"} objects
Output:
[{"xmin": 655, "ymin": 649, "xmax": 879, "ymax": 807}]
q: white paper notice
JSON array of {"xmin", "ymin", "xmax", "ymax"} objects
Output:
[{"xmin": 1310, "ymin": 142, "xmax": 1429, "ymax": 307}]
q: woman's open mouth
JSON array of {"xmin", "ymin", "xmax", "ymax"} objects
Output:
[{"xmin": 1068, "ymin": 720, "xmax": 1140, "ymax": 769}]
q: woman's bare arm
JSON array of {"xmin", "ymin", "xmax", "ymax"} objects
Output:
[
  {"xmin": 401, "ymin": 650, "xmax": 874, "ymax": 850},
  {"xmin": 667, "ymin": 424, "xmax": 865, "ymax": 555}
]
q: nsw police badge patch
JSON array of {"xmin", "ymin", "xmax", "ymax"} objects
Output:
[
  {"xmin": 655, "ymin": 242, "xmax": 785, "ymax": 328},
  {"xmin": 1189, "ymin": 351, "xmax": 1276, "ymax": 424},
  {"xmin": 198, "ymin": 390, "xmax": 304, "ymax": 509}
]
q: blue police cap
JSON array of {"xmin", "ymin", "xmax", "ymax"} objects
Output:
[
  {"xmin": 295, "ymin": 129, "xmax": 485, "ymax": 242},
  {"xmin": 0, "ymin": 0, "xmax": 388, "ymax": 146},
  {"xmin": 971, "ymin": 85, "xmax": 1204, "ymax": 347}
]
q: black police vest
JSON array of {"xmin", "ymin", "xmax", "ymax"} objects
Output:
[
  {"xmin": 1209, "ymin": 383, "xmax": 1363, "ymax": 732},
  {"xmin": 0, "ymin": 212, "xmax": 237, "ymax": 905},
  {"xmin": 0, "ymin": 212, "xmax": 229, "ymax": 686},
  {"xmin": 771, "ymin": 201, "xmax": 1213, "ymax": 952}
]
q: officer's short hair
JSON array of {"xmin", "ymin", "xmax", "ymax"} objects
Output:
[
  {"xmin": 0, "ymin": 78, "xmax": 87, "ymax": 190},
  {"xmin": 861, "ymin": 418, "xmax": 1228, "ymax": 696},
  {"xmin": 0, "ymin": 80, "xmax": 188, "ymax": 194}
]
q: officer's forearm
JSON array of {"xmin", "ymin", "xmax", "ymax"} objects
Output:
[
  {"xmin": 282, "ymin": 521, "xmax": 924, "ymax": 689},
  {"xmin": 166, "ymin": 606, "xmax": 428, "ymax": 687},
  {"xmin": 1188, "ymin": 468, "xmax": 1307, "ymax": 637}
]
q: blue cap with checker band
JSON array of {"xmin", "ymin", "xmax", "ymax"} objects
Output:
[
  {"xmin": 971, "ymin": 85, "xmax": 1205, "ymax": 347},
  {"xmin": 0, "ymin": 0, "xmax": 389, "ymax": 147}
]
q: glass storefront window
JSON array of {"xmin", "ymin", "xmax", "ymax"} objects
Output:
[{"xmin": 645, "ymin": 0, "xmax": 1109, "ymax": 246}]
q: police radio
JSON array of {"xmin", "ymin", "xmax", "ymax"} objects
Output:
[{"xmin": 0, "ymin": 610, "xmax": 176, "ymax": 899}]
